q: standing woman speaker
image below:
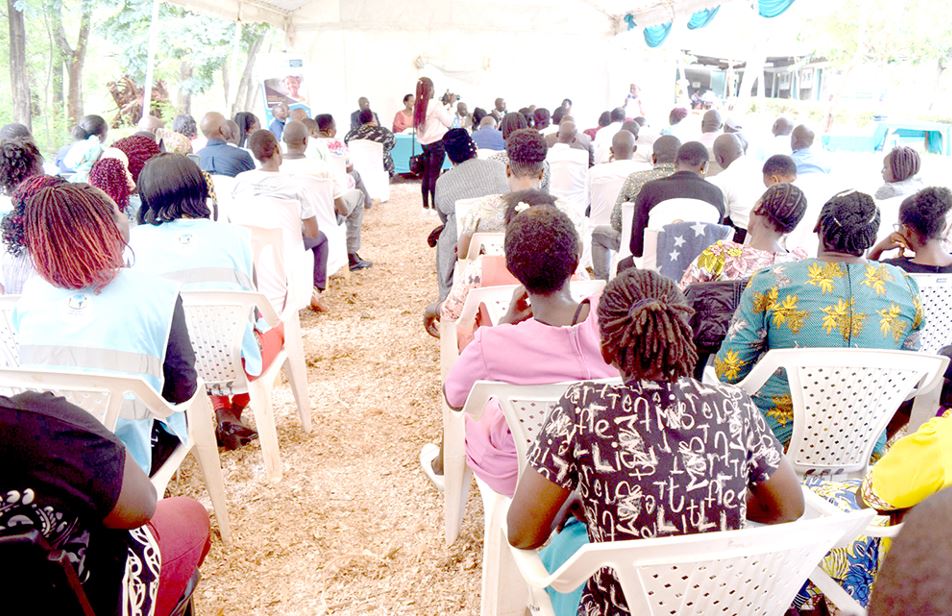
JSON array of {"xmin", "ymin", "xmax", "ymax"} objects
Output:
[{"xmin": 413, "ymin": 76, "xmax": 454, "ymax": 209}]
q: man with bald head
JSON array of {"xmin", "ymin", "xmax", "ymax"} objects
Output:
[
  {"xmin": 349, "ymin": 97, "xmax": 379, "ymax": 132},
  {"xmin": 708, "ymin": 133, "xmax": 762, "ymax": 238},
  {"xmin": 589, "ymin": 135, "xmax": 681, "ymax": 280},
  {"xmin": 587, "ymin": 129, "xmax": 651, "ymax": 278},
  {"xmin": 547, "ymin": 120, "xmax": 592, "ymax": 216},
  {"xmin": 791, "ymin": 124, "xmax": 831, "ymax": 174},
  {"xmin": 197, "ymin": 111, "xmax": 255, "ymax": 176},
  {"xmin": 544, "ymin": 115, "xmax": 594, "ymax": 166}
]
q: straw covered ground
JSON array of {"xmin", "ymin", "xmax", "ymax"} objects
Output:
[{"xmin": 169, "ymin": 182, "xmax": 485, "ymax": 614}]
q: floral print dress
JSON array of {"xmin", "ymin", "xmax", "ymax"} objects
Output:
[
  {"xmin": 679, "ymin": 240, "xmax": 808, "ymax": 289},
  {"xmin": 714, "ymin": 258, "xmax": 924, "ymax": 447}
]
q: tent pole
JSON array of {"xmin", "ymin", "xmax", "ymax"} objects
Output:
[{"xmin": 141, "ymin": 0, "xmax": 161, "ymax": 122}]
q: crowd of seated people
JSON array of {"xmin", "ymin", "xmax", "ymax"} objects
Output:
[{"xmin": 3, "ymin": 81, "xmax": 952, "ymax": 615}]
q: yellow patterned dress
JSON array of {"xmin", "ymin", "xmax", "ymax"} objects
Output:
[{"xmin": 714, "ymin": 258, "xmax": 924, "ymax": 447}]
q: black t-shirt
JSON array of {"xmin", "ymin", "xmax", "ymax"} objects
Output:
[
  {"xmin": 0, "ymin": 391, "xmax": 157, "ymax": 614},
  {"xmin": 881, "ymin": 257, "xmax": 952, "ymax": 274}
]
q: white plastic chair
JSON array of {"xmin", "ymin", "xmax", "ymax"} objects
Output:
[
  {"xmin": 180, "ymin": 290, "xmax": 312, "ymax": 482},
  {"xmin": 736, "ymin": 348, "xmax": 947, "ymax": 478},
  {"xmin": 347, "ymin": 139, "xmax": 390, "ymax": 203},
  {"xmin": 0, "ymin": 295, "xmax": 18, "ymax": 368},
  {"xmin": 610, "ymin": 202, "xmax": 635, "ymax": 278},
  {"xmin": 905, "ymin": 274, "xmax": 952, "ymax": 431},
  {"xmin": 506, "ymin": 509, "xmax": 875, "ymax": 616},
  {"xmin": 462, "ymin": 232, "xmax": 505, "ymax": 261},
  {"xmin": 476, "ymin": 149, "xmax": 503, "ymax": 160},
  {"xmin": 646, "ymin": 197, "xmax": 722, "ymax": 229},
  {"xmin": 209, "ymin": 174, "xmax": 237, "ymax": 222},
  {"xmin": 288, "ymin": 173, "xmax": 349, "ymax": 277},
  {"xmin": 455, "ymin": 196, "xmax": 486, "ymax": 241},
  {"xmin": 0, "ymin": 367, "xmax": 233, "ymax": 544}
]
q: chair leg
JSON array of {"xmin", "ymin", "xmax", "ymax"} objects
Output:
[
  {"xmin": 249, "ymin": 379, "xmax": 283, "ymax": 482},
  {"xmin": 282, "ymin": 314, "xmax": 313, "ymax": 433},
  {"xmin": 188, "ymin": 393, "xmax": 233, "ymax": 545},
  {"xmin": 476, "ymin": 481, "xmax": 527, "ymax": 616},
  {"xmin": 443, "ymin": 403, "xmax": 472, "ymax": 545}
]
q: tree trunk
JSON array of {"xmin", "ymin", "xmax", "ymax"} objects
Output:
[
  {"xmin": 8, "ymin": 0, "xmax": 31, "ymax": 128},
  {"xmin": 178, "ymin": 61, "xmax": 193, "ymax": 115},
  {"xmin": 53, "ymin": 0, "xmax": 92, "ymax": 126},
  {"xmin": 232, "ymin": 32, "xmax": 265, "ymax": 117}
]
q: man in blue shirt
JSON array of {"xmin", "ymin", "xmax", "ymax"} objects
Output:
[
  {"xmin": 471, "ymin": 115, "xmax": 505, "ymax": 151},
  {"xmin": 197, "ymin": 112, "xmax": 255, "ymax": 177},
  {"xmin": 791, "ymin": 124, "xmax": 831, "ymax": 175},
  {"xmin": 269, "ymin": 102, "xmax": 289, "ymax": 141}
]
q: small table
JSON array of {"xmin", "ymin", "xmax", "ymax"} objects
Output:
[{"xmin": 393, "ymin": 133, "xmax": 452, "ymax": 174}]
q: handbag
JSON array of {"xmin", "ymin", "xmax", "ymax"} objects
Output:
[{"xmin": 409, "ymin": 131, "xmax": 424, "ymax": 176}]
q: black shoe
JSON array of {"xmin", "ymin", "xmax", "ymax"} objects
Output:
[{"xmin": 348, "ymin": 253, "xmax": 372, "ymax": 271}]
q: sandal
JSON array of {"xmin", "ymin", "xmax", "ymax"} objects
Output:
[
  {"xmin": 215, "ymin": 409, "xmax": 258, "ymax": 451},
  {"xmin": 419, "ymin": 443, "xmax": 445, "ymax": 492}
]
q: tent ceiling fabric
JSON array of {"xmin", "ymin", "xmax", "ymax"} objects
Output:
[{"xmin": 166, "ymin": 0, "xmax": 726, "ymax": 32}]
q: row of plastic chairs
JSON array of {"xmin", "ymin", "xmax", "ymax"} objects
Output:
[{"xmin": 452, "ymin": 348, "xmax": 946, "ymax": 615}]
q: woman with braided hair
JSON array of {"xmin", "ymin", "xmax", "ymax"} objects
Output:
[
  {"xmin": 11, "ymin": 182, "xmax": 197, "ymax": 475},
  {"xmin": 869, "ymin": 186, "xmax": 952, "ymax": 273},
  {"xmin": 716, "ymin": 190, "xmax": 924, "ymax": 449},
  {"xmin": 875, "ymin": 146, "xmax": 923, "ymax": 200},
  {"xmin": 0, "ymin": 138, "xmax": 43, "ymax": 198},
  {"xmin": 507, "ymin": 269, "xmax": 802, "ymax": 616},
  {"xmin": 88, "ymin": 157, "xmax": 132, "ymax": 214},
  {"xmin": 680, "ymin": 183, "xmax": 809, "ymax": 288},
  {"xmin": 0, "ymin": 175, "xmax": 64, "ymax": 294}
]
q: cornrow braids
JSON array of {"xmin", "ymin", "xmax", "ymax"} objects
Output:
[
  {"xmin": 1, "ymin": 175, "xmax": 65, "ymax": 257},
  {"xmin": 753, "ymin": 183, "xmax": 807, "ymax": 234},
  {"xmin": 817, "ymin": 190, "xmax": 880, "ymax": 256},
  {"xmin": 0, "ymin": 138, "xmax": 43, "ymax": 194},
  {"xmin": 887, "ymin": 146, "xmax": 920, "ymax": 183},
  {"xmin": 25, "ymin": 183, "xmax": 126, "ymax": 291},
  {"xmin": 89, "ymin": 158, "xmax": 131, "ymax": 212},
  {"xmin": 597, "ymin": 269, "xmax": 698, "ymax": 383},
  {"xmin": 112, "ymin": 135, "xmax": 160, "ymax": 183},
  {"xmin": 899, "ymin": 186, "xmax": 952, "ymax": 240}
]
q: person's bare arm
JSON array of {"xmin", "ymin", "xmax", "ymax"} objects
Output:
[
  {"xmin": 103, "ymin": 453, "xmax": 157, "ymax": 529},
  {"xmin": 458, "ymin": 231, "xmax": 474, "ymax": 260},
  {"xmin": 508, "ymin": 468, "xmax": 572, "ymax": 549},
  {"xmin": 302, "ymin": 216, "xmax": 319, "ymax": 239},
  {"xmin": 333, "ymin": 196, "xmax": 348, "ymax": 217},
  {"xmin": 746, "ymin": 457, "xmax": 804, "ymax": 524}
]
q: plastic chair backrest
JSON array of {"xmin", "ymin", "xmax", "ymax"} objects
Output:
[
  {"xmin": 289, "ymin": 173, "xmax": 349, "ymax": 276},
  {"xmin": 0, "ymin": 294, "xmax": 19, "ymax": 368},
  {"xmin": 547, "ymin": 147, "xmax": 590, "ymax": 217},
  {"xmin": 520, "ymin": 509, "xmax": 874, "ymax": 615},
  {"xmin": 464, "ymin": 232, "xmax": 505, "ymax": 260},
  {"xmin": 477, "ymin": 148, "xmax": 502, "ymax": 159},
  {"xmin": 179, "ymin": 290, "xmax": 279, "ymax": 396},
  {"xmin": 647, "ymin": 198, "xmax": 721, "ymax": 229},
  {"xmin": 588, "ymin": 171, "xmax": 629, "ymax": 227},
  {"xmin": 0, "ymin": 529, "xmax": 95, "ymax": 616},
  {"xmin": 455, "ymin": 196, "xmax": 486, "ymax": 240},
  {"xmin": 738, "ymin": 348, "xmax": 948, "ymax": 475},
  {"xmin": 910, "ymin": 273, "xmax": 952, "ymax": 354},
  {"xmin": 209, "ymin": 174, "xmax": 238, "ymax": 222},
  {"xmin": 348, "ymin": 139, "xmax": 389, "ymax": 201}
]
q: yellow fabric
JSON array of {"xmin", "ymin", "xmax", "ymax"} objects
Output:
[{"xmin": 862, "ymin": 411, "xmax": 952, "ymax": 511}]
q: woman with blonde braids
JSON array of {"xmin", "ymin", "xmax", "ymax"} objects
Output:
[
  {"xmin": 11, "ymin": 182, "xmax": 197, "ymax": 475},
  {"xmin": 507, "ymin": 269, "xmax": 802, "ymax": 616}
]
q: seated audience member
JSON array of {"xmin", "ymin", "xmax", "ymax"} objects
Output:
[
  {"xmin": 768, "ymin": 116, "xmax": 794, "ymax": 155},
  {"xmin": 629, "ymin": 141, "xmax": 725, "ymax": 258},
  {"xmin": 234, "ymin": 111, "xmax": 260, "ymax": 148},
  {"xmin": 63, "ymin": 114, "xmax": 109, "ymax": 182},
  {"xmin": 583, "ymin": 111, "xmax": 611, "ymax": 141},
  {"xmin": 680, "ymin": 183, "xmax": 809, "ymax": 288},
  {"xmin": 763, "ymin": 153, "xmax": 798, "ymax": 186},
  {"xmin": 875, "ymin": 146, "xmax": 924, "ymax": 200},
  {"xmin": 158, "ymin": 128, "xmax": 192, "ymax": 155},
  {"xmin": 421, "ymin": 205, "xmax": 620, "ymax": 493},
  {"xmin": 472, "ymin": 115, "xmax": 505, "ymax": 151},
  {"xmin": 13, "ymin": 182, "xmax": 197, "ymax": 474},
  {"xmin": 471, "ymin": 107, "xmax": 488, "ymax": 132},
  {"xmin": 0, "ymin": 175, "xmax": 64, "ymax": 294},
  {"xmin": 490, "ymin": 113, "xmax": 551, "ymax": 191},
  {"xmin": 661, "ymin": 106, "xmax": 690, "ymax": 140},
  {"xmin": 0, "ymin": 390, "xmax": 211, "ymax": 616},
  {"xmin": 282, "ymin": 120, "xmax": 367, "ymax": 275},
  {"xmin": 699, "ymin": 109, "xmax": 724, "ymax": 152},
  {"xmin": 392, "ymin": 93, "xmax": 415, "ymax": 133},
  {"xmin": 545, "ymin": 115, "xmax": 595, "ymax": 167},
  {"xmin": 231, "ymin": 131, "xmax": 344, "ymax": 305},
  {"xmin": 489, "ymin": 97, "xmax": 507, "ymax": 123},
  {"xmin": 507, "ymin": 269, "xmax": 802, "ymax": 616},
  {"xmin": 593, "ymin": 107, "xmax": 626, "ymax": 163},
  {"xmin": 433, "ymin": 129, "xmax": 508, "ymax": 299},
  {"xmin": 708, "ymin": 133, "xmax": 764, "ymax": 233},
  {"xmin": 589, "ymin": 129, "xmax": 644, "ymax": 186},
  {"xmin": 131, "ymin": 153, "xmax": 275, "ymax": 448},
  {"xmin": 0, "ymin": 122, "xmax": 31, "ymax": 141},
  {"xmin": 269, "ymin": 102, "xmax": 289, "ymax": 140},
  {"xmin": 289, "ymin": 108, "xmax": 308, "ymax": 123},
  {"xmin": 88, "ymin": 157, "xmax": 132, "ymax": 215},
  {"xmin": 197, "ymin": 112, "xmax": 255, "ymax": 177},
  {"xmin": 870, "ymin": 186, "xmax": 952, "ymax": 273},
  {"xmin": 344, "ymin": 109, "xmax": 397, "ymax": 176},
  {"xmin": 112, "ymin": 134, "xmax": 161, "ymax": 184},
  {"xmin": 791, "ymin": 124, "xmax": 831, "ymax": 175},
  {"xmin": 868, "ymin": 487, "xmax": 952, "ymax": 616},
  {"xmin": 314, "ymin": 114, "xmax": 373, "ymax": 208},
  {"xmin": 715, "ymin": 190, "xmax": 923, "ymax": 447},
  {"xmin": 350, "ymin": 97, "xmax": 380, "ymax": 132},
  {"xmin": 455, "ymin": 102, "xmax": 473, "ymax": 132},
  {"xmin": 0, "ymin": 137, "xmax": 43, "ymax": 206},
  {"xmin": 534, "ymin": 107, "xmax": 554, "ymax": 135}
]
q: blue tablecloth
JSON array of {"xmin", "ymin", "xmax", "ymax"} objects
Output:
[
  {"xmin": 823, "ymin": 121, "xmax": 952, "ymax": 156},
  {"xmin": 393, "ymin": 133, "xmax": 452, "ymax": 174}
]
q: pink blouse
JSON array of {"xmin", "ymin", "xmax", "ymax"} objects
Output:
[{"xmin": 444, "ymin": 292, "xmax": 619, "ymax": 496}]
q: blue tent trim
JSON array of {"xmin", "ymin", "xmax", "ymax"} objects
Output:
[
  {"xmin": 644, "ymin": 22, "xmax": 673, "ymax": 47},
  {"xmin": 758, "ymin": 0, "xmax": 795, "ymax": 18},
  {"xmin": 687, "ymin": 6, "xmax": 720, "ymax": 29}
]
